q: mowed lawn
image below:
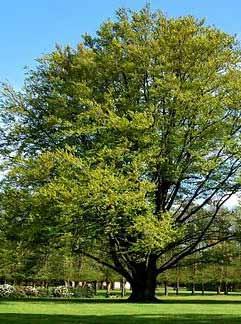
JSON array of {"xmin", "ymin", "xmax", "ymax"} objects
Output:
[{"xmin": 1, "ymin": 295, "xmax": 241, "ymax": 323}]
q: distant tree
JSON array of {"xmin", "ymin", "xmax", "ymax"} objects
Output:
[{"xmin": 1, "ymin": 7, "xmax": 241, "ymax": 301}]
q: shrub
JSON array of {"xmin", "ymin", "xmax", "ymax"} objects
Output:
[
  {"xmin": 72, "ymin": 286, "xmax": 95, "ymax": 298},
  {"xmin": 52, "ymin": 286, "xmax": 72, "ymax": 298},
  {"xmin": 37, "ymin": 287, "xmax": 49, "ymax": 297},
  {"xmin": 0, "ymin": 284, "xmax": 16, "ymax": 298},
  {"xmin": 12, "ymin": 286, "xmax": 26, "ymax": 298},
  {"xmin": 23, "ymin": 286, "xmax": 39, "ymax": 296}
]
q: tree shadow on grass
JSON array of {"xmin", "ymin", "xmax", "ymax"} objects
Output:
[
  {"xmin": 161, "ymin": 298, "xmax": 241, "ymax": 305},
  {"xmin": 2, "ymin": 297, "xmax": 241, "ymax": 305},
  {"xmin": 0, "ymin": 314, "xmax": 241, "ymax": 324}
]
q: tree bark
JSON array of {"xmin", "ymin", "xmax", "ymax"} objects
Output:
[
  {"xmin": 93, "ymin": 280, "xmax": 97, "ymax": 295},
  {"xmin": 129, "ymin": 278, "xmax": 157, "ymax": 302},
  {"xmin": 192, "ymin": 262, "xmax": 196, "ymax": 295},
  {"xmin": 191, "ymin": 282, "xmax": 195, "ymax": 295},
  {"xmin": 224, "ymin": 282, "xmax": 228, "ymax": 295},
  {"xmin": 128, "ymin": 259, "xmax": 158, "ymax": 302},
  {"xmin": 164, "ymin": 281, "xmax": 168, "ymax": 296},
  {"xmin": 106, "ymin": 281, "xmax": 111, "ymax": 297},
  {"xmin": 176, "ymin": 279, "xmax": 179, "ymax": 295},
  {"xmin": 176, "ymin": 265, "xmax": 180, "ymax": 295},
  {"xmin": 201, "ymin": 282, "xmax": 205, "ymax": 295},
  {"xmin": 121, "ymin": 277, "xmax": 126, "ymax": 297}
]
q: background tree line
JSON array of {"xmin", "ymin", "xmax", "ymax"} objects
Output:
[{"xmin": 1, "ymin": 221, "xmax": 241, "ymax": 296}]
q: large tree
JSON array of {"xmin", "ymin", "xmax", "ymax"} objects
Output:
[{"xmin": 1, "ymin": 7, "xmax": 241, "ymax": 301}]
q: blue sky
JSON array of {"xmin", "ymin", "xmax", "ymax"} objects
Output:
[{"xmin": 1, "ymin": 0, "xmax": 241, "ymax": 88}]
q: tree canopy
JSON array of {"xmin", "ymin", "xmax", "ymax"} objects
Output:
[{"xmin": 1, "ymin": 7, "xmax": 241, "ymax": 301}]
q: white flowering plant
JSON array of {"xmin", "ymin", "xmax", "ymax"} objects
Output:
[
  {"xmin": 0, "ymin": 284, "xmax": 16, "ymax": 298},
  {"xmin": 52, "ymin": 286, "xmax": 72, "ymax": 297}
]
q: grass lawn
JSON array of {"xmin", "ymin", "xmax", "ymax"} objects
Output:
[{"xmin": 1, "ymin": 295, "xmax": 241, "ymax": 323}]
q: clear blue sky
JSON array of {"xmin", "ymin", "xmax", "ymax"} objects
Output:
[{"xmin": 1, "ymin": 0, "xmax": 241, "ymax": 88}]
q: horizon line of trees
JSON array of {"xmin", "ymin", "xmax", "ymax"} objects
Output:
[{"xmin": 1, "ymin": 232, "xmax": 241, "ymax": 296}]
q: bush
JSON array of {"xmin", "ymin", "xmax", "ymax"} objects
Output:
[
  {"xmin": 72, "ymin": 285, "xmax": 95, "ymax": 298},
  {"xmin": 0, "ymin": 284, "xmax": 16, "ymax": 298},
  {"xmin": 12, "ymin": 286, "xmax": 26, "ymax": 298},
  {"xmin": 37, "ymin": 287, "xmax": 49, "ymax": 297},
  {"xmin": 52, "ymin": 286, "xmax": 72, "ymax": 298},
  {"xmin": 23, "ymin": 286, "xmax": 39, "ymax": 297}
]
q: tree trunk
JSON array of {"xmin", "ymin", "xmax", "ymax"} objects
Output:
[
  {"xmin": 192, "ymin": 262, "xmax": 196, "ymax": 295},
  {"xmin": 93, "ymin": 280, "xmax": 97, "ymax": 295},
  {"xmin": 176, "ymin": 280, "xmax": 179, "ymax": 295},
  {"xmin": 224, "ymin": 282, "xmax": 228, "ymax": 295},
  {"xmin": 129, "ymin": 279, "xmax": 157, "ymax": 302},
  {"xmin": 121, "ymin": 277, "xmax": 126, "ymax": 297},
  {"xmin": 176, "ymin": 265, "xmax": 180, "ymax": 296},
  {"xmin": 164, "ymin": 281, "xmax": 168, "ymax": 296},
  {"xmin": 191, "ymin": 282, "xmax": 195, "ymax": 295},
  {"xmin": 128, "ymin": 260, "xmax": 158, "ymax": 302},
  {"xmin": 106, "ymin": 281, "xmax": 111, "ymax": 297}
]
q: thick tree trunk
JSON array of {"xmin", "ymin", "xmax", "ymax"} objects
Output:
[
  {"xmin": 128, "ymin": 259, "xmax": 158, "ymax": 302},
  {"xmin": 129, "ymin": 279, "xmax": 157, "ymax": 302}
]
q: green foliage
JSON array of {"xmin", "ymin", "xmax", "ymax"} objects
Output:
[
  {"xmin": 129, "ymin": 212, "xmax": 182, "ymax": 253},
  {"xmin": 1, "ymin": 6, "xmax": 241, "ymax": 295}
]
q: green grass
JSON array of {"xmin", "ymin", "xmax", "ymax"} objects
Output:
[{"xmin": 1, "ymin": 295, "xmax": 241, "ymax": 323}]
